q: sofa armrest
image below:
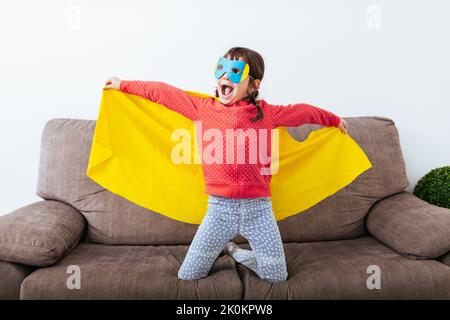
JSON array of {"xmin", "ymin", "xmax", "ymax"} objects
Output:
[
  {"xmin": 366, "ymin": 191, "xmax": 450, "ymax": 259},
  {"xmin": 0, "ymin": 260, "xmax": 36, "ymax": 299},
  {"xmin": 0, "ymin": 200, "xmax": 86, "ymax": 266}
]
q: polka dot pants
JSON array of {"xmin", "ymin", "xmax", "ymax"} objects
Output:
[{"xmin": 178, "ymin": 195, "xmax": 288, "ymax": 283}]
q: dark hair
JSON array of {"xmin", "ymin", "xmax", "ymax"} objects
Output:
[{"xmin": 214, "ymin": 47, "xmax": 265, "ymax": 122}]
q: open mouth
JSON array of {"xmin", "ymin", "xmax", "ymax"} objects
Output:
[{"xmin": 220, "ymin": 84, "xmax": 234, "ymax": 98}]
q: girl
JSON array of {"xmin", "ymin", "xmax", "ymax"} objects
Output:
[{"xmin": 104, "ymin": 47, "xmax": 349, "ymax": 283}]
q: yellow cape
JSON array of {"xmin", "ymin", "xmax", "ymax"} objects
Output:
[{"xmin": 86, "ymin": 89, "xmax": 372, "ymax": 224}]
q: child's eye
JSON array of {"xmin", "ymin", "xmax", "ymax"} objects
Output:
[{"xmin": 231, "ymin": 68, "xmax": 240, "ymax": 74}]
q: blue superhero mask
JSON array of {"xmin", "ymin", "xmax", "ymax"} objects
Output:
[{"xmin": 214, "ymin": 56, "xmax": 250, "ymax": 84}]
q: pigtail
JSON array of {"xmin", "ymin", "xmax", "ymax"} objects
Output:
[{"xmin": 248, "ymin": 90, "xmax": 263, "ymax": 122}]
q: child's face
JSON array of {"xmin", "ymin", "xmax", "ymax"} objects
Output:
[{"xmin": 217, "ymin": 56, "xmax": 255, "ymax": 105}]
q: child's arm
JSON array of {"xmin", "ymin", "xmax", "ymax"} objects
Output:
[
  {"xmin": 118, "ymin": 79, "xmax": 205, "ymax": 121},
  {"xmin": 266, "ymin": 102, "xmax": 341, "ymax": 128}
]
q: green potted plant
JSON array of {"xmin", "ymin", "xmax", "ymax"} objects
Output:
[{"xmin": 413, "ymin": 166, "xmax": 450, "ymax": 209}]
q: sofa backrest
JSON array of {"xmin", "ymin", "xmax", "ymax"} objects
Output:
[
  {"xmin": 36, "ymin": 116, "xmax": 409, "ymax": 245},
  {"xmin": 278, "ymin": 117, "xmax": 409, "ymax": 242}
]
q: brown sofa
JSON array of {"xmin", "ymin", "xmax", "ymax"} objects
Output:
[{"xmin": 1, "ymin": 116, "xmax": 449, "ymax": 300}]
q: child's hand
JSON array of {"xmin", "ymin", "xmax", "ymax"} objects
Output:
[
  {"xmin": 104, "ymin": 76, "xmax": 121, "ymax": 90},
  {"xmin": 337, "ymin": 118, "xmax": 349, "ymax": 134}
]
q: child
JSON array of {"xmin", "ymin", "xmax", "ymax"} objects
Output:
[{"xmin": 104, "ymin": 47, "xmax": 348, "ymax": 283}]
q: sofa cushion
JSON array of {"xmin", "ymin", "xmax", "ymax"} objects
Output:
[
  {"xmin": 36, "ymin": 116, "xmax": 408, "ymax": 245},
  {"xmin": 0, "ymin": 261, "xmax": 35, "ymax": 300},
  {"xmin": 0, "ymin": 200, "xmax": 85, "ymax": 266},
  {"xmin": 366, "ymin": 192, "xmax": 450, "ymax": 259},
  {"xmin": 20, "ymin": 243, "xmax": 242, "ymax": 299},
  {"xmin": 238, "ymin": 235, "xmax": 450, "ymax": 300}
]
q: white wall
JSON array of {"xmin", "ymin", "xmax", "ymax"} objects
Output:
[{"xmin": 1, "ymin": 0, "xmax": 449, "ymax": 215}]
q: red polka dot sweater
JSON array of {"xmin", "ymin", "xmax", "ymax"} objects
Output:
[{"xmin": 120, "ymin": 80, "xmax": 341, "ymax": 199}]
